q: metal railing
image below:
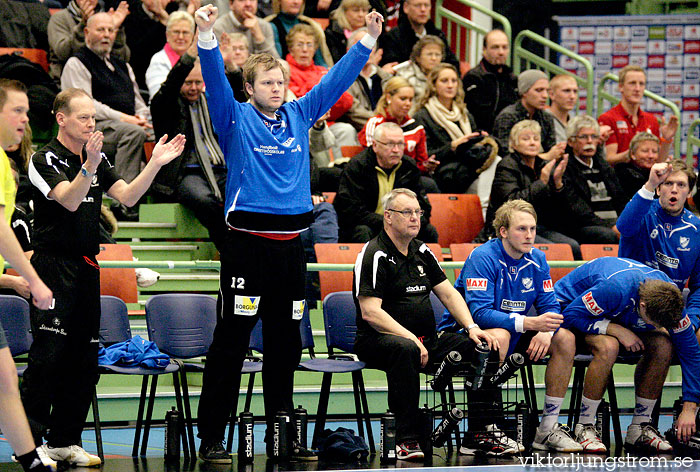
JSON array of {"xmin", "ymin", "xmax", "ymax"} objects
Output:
[
  {"xmin": 435, "ymin": 0, "xmax": 512, "ymax": 67},
  {"xmin": 686, "ymin": 119, "xmax": 700, "ymax": 164},
  {"xmin": 5, "ymin": 260, "xmax": 586, "ymax": 271},
  {"xmin": 597, "ymin": 73, "xmax": 682, "ymax": 160},
  {"xmin": 513, "ymin": 30, "xmax": 594, "ymax": 115}
]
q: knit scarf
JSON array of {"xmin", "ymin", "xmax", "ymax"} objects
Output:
[{"xmin": 423, "ymin": 96, "xmax": 472, "ymax": 141}]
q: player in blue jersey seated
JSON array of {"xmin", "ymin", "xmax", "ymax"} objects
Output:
[
  {"xmin": 617, "ymin": 159, "xmax": 700, "ymax": 345},
  {"xmin": 439, "ymin": 199, "xmax": 583, "ymax": 453},
  {"xmin": 555, "ymin": 257, "xmax": 700, "ymax": 454}
]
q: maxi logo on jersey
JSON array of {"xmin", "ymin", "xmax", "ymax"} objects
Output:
[
  {"xmin": 583, "ymin": 291, "xmax": 604, "ymax": 316},
  {"xmin": 543, "ymin": 279, "xmax": 554, "ymax": 292},
  {"xmin": 466, "ymin": 278, "xmax": 488, "ymax": 291},
  {"xmin": 672, "ymin": 315, "xmax": 692, "ymax": 334}
]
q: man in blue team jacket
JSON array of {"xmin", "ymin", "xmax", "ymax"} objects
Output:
[
  {"xmin": 555, "ymin": 257, "xmax": 700, "ymax": 453},
  {"xmin": 193, "ymin": 4, "xmax": 384, "ymax": 463}
]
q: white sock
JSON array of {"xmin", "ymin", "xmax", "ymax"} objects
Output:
[
  {"xmin": 578, "ymin": 396, "xmax": 601, "ymax": 425},
  {"xmin": 539, "ymin": 395, "xmax": 564, "ymax": 432},
  {"xmin": 631, "ymin": 396, "xmax": 656, "ymax": 425}
]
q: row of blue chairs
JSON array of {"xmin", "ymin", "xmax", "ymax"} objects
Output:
[{"xmin": 0, "ymin": 292, "xmax": 376, "ymax": 460}]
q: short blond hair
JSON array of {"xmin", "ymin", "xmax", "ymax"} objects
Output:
[
  {"xmin": 286, "ymin": 23, "xmax": 318, "ymax": 50},
  {"xmin": 508, "ymin": 120, "xmax": 541, "ymax": 153},
  {"xmin": 376, "ymin": 76, "xmax": 413, "ymax": 115},
  {"xmin": 243, "ymin": 53, "xmax": 288, "ymax": 88},
  {"xmin": 330, "ymin": 0, "xmax": 370, "ymax": 30},
  {"xmin": 619, "ymin": 65, "xmax": 645, "ymax": 85},
  {"xmin": 493, "ymin": 200, "xmax": 537, "ymax": 238}
]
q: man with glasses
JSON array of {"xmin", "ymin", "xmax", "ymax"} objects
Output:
[
  {"xmin": 335, "ymin": 122, "xmax": 438, "ymax": 243},
  {"xmin": 377, "ymin": 0, "xmax": 459, "ymax": 68},
  {"xmin": 353, "ymin": 187, "xmax": 496, "ymax": 460},
  {"xmin": 551, "ymin": 114, "xmax": 625, "ymax": 245}
]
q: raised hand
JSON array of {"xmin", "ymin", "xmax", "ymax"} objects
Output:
[
  {"xmin": 194, "ymin": 5, "xmax": 218, "ymax": 32},
  {"xmin": 645, "ymin": 162, "xmax": 671, "ymax": 191},
  {"xmin": 109, "ymin": 1, "xmax": 130, "ymax": 28},
  {"xmin": 150, "ymin": 134, "xmax": 186, "ymax": 167},
  {"xmin": 365, "ymin": 10, "xmax": 383, "ymax": 39},
  {"xmin": 660, "ymin": 114, "xmax": 679, "ymax": 141}
]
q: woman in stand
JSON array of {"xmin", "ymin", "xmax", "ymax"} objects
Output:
[
  {"xmin": 413, "ymin": 63, "xmax": 499, "ymax": 211},
  {"xmin": 324, "ymin": 0, "xmax": 370, "ymax": 64},
  {"xmin": 145, "ymin": 11, "xmax": 195, "ymax": 99},
  {"xmin": 359, "ymin": 76, "xmax": 439, "ymax": 192},
  {"xmin": 393, "ymin": 35, "xmax": 445, "ymax": 114}
]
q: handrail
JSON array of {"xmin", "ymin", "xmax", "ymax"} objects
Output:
[
  {"xmin": 685, "ymin": 119, "xmax": 700, "ymax": 165},
  {"xmin": 4, "ymin": 260, "xmax": 587, "ymax": 271},
  {"xmin": 513, "ymin": 30, "xmax": 594, "ymax": 115},
  {"xmin": 435, "ymin": 0, "xmax": 512, "ymax": 67},
  {"xmin": 597, "ymin": 73, "xmax": 682, "ymax": 160}
]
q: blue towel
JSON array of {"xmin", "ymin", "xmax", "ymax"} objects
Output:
[{"xmin": 98, "ymin": 335, "xmax": 170, "ymax": 369}]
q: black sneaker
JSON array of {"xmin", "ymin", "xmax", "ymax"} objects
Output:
[
  {"xmin": 460, "ymin": 429, "xmax": 515, "ymax": 456},
  {"xmin": 198, "ymin": 440, "xmax": 232, "ymax": 463},
  {"xmin": 289, "ymin": 441, "xmax": 318, "ymax": 462}
]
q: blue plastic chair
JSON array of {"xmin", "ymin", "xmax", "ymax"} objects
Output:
[
  {"xmin": 97, "ymin": 295, "xmax": 185, "ymax": 458},
  {"xmin": 145, "ymin": 294, "xmax": 217, "ymax": 457},
  {"xmin": 299, "ymin": 291, "xmax": 375, "ymax": 452},
  {"xmin": 0, "ymin": 295, "xmax": 32, "ymax": 366}
]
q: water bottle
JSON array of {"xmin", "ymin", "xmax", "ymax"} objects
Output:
[
  {"xmin": 164, "ymin": 407, "xmax": 180, "ymax": 462},
  {"xmin": 419, "ymin": 406, "xmax": 433, "ymax": 464},
  {"xmin": 272, "ymin": 411, "xmax": 289, "ymax": 460},
  {"xmin": 467, "ymin": 342, "xmax": 490, "ymax": 390},
  {"xmin": 294, "ymin": 405, "xmax": 308, "ymax": 448},
  {"xmin": 431, "ymin": 407, "xmax": 464, "ymax": 447},
  {"xmin": 380, "ymin": 410, "xmax": 396, "ymax": 464},
  {"xmin": 487, "ymin": 353, "xmax": 525, "ymax": 387},
  {"xmin": 515, "ymin": 401, "xmax": 529, "ymax": 449},
  {"xmin": 238, "ymin": 411, "xmax": 254, "ymax": 464},
  {"xmin": 595, "ymin": 399, "xmax": 610, "ymax": 450},
  {"xmin": 430, "ymin": 351, "xmax": 462, "ymax": 392}
]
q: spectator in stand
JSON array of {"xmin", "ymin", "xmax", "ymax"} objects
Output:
[
  {"xmin": 266, "ymin": 0, "xmax": 334, "ymax": 66},
  {"xmin": 615, "ymin": 132, "xmax": 659, "ymax": 201},
  {"xmin": 150, "ymin": 36, "xmax": 244, "ymax": 252},
  {"xmin": 4, "ymin": 123, "xmax": 32, "ymax": 213},
  {"xmin": 61, "ymin": 12, "xmax": 152, "ymax": 221},
  {"xmin": 48, "ymin": 0, "xmax": 130, "ymax": 82},
  {"xmin": 146, "ymin": 11, "xmax": 196, "ymax": 98},
  {"xmin": 462, "ymin": 29, "xmax": 517, "ymax": 133},
  {"xmin": 121, "ymin": 0, "xmax": 188, "ymax": 93},
  {"xmin": 554, "ymin": 114, "xmax": 624, "ymax": 246},
  {"xmin": 359, "ymin": 77, "xmax": 439, "ymax": 193},
  {"xmin": 213, "ymin": 0, "xmax": 278, "ymax": 57},
  {"xmin": 598, "ymin": 65, "xmax": 678, "ymax": 165},
  {"xmin": 335, "ymin": 122, "xmax": 438, "ymax": 243},
  {"xmin": 341, "ymin": 28, "xmax": 392, "ymax": 131},
  {"xmin": 286, "ymin": 23, "xmax": 358, "ymax": 155},
  {"xmin": 377, "ymin": 0, "xmax": 458, "ymax": 69},
  {"xmin": 545, "ymin": 74, "xmax": 578, "ymax": 143},
  {"xmin": 493, "ymin": 69, "xmax": 566, "ymax": 163},
  {"xmin": 393, "ymin": 35, "xmax": 444, "ymax": 114},
  {"xmin": 303, "ymin": 0, "xmax": 387, "ymax": 20},
  {"xmin": 224, "ymin": 32, "xmax": 252, "ymax": 68},
  {"xmin": 324, "ymin": 0, "xmax": 370, "ymax": 64},
  {"xmin": 413, "ymin": 63, "xmax": 499, "ymax": 211},
  {"xmin": 482, "ymin": 120, "xmax": 581, "ymax": 257}
]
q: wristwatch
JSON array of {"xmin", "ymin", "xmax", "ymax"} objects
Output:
[
  {"xmin": 465, "ymin": 323, "xmax": 479, "ymax": 332},
  {"xmin": 80, "ymin": 165, "xmax": 95, "ymax": 178}
]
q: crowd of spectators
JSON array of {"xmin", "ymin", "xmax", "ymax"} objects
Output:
[{"xmin": 0, "ymin": 0, "xmax": 687, "ymax": 258}]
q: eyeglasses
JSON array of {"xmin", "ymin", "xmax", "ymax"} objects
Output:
[
  {"xmin": 387, "ymin": 209, "xmax": 424, "ymax": 218},
  {"xmin": 375, "ymin": 140, "xmax": 405, "ymax": 149},
  {"xmin": 575, "ymin": 134, "xmax": 600, "ymax": 141},
  {"xmin": 291, "ymin": 42, "xmax": 316, "ymax": 50},
  {"xmin": 169, "ymin": 30, "xmax": 193, "ymax": 37}
]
